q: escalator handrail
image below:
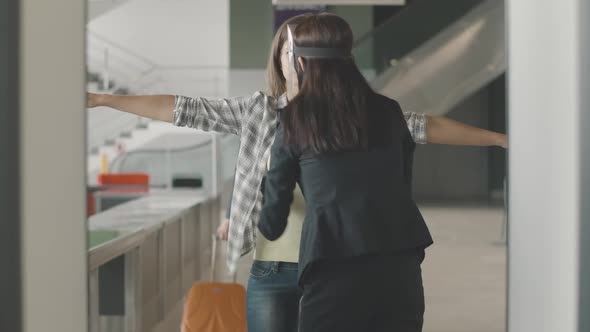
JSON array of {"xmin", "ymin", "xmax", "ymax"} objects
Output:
[{"xmin": 110, "ymin": 133, "xmax": 233, "ymax": 172}]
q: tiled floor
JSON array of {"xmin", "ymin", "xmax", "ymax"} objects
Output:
[
  {"xmin": 420, "ymin": 205, "xmax": 506, "ymax": 332},
  {"xmin": 213, "ymin": 204, "xmax": 507, "ymax": 332}
]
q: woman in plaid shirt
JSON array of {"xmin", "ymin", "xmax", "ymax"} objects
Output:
[{"xmin": 88, "ymin": 14, "xmax": 507, "ymax": 332}]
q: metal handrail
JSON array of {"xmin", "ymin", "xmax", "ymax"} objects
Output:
[
  {"xmin": 109, "ymin": 133, "xmax": 232, "ymax": 171},
  {"xmin": 88, "ymin": 30, "xmax": 156, "ymax": 68},
  {"xmin": 86, "ymin": 31, "xmax": 230, "ymax": 153},
  {"xmin": 501, "ymin": 176, "xmax": 508, "ymax": 242},
  {"xmin": 87, "ymin": 31, "xmax": 228, "ymax": 90}
]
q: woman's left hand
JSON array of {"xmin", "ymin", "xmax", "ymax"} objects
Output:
[
  {"xmin": 496, "ymin": 134, "xmax": 508, "ymax": 148},
  {"xmin": 426, "ymin": 115, "xmax": 508, "ymax": 148}
]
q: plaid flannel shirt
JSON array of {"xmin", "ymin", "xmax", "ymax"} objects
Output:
[{"xmin": 173, "ymin": 91, "xmax": 428, "ymax": 273}]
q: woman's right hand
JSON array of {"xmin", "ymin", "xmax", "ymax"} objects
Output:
[
  {"xmin": 496, "ymin": 134, "xmax": 508, "ymax": 149},
  {"xmin": 85, "ymin": 93, "xmax": 175, "ymax": 122},
  {"xmin": 87, "ymin": 92, "xmax": 102, "ymax": 108},
  {"xmin": 216, "ymin": 219, "xmax": 230, "ymax": 241}
]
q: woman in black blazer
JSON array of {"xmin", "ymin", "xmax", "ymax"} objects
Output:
[{"xmin": 258, "ymin": 13, "xmax": 433, "ymax": 332}]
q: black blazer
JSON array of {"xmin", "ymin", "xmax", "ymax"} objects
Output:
[{"xmin": 258, "ymin": 94, "xmax": 433, "ymax": 283}]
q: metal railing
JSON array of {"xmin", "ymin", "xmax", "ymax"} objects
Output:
[{"xmin": 107, "ymin": 133, "xmax": 237, "ymax": 194}]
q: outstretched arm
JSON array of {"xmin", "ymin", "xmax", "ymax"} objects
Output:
[
  {"xmin": 403, "ymin": 112, "xmax": 507, "ymax": 148},
  {"xmin": 88, "ymin": 93, "xmax": 175, "ymax": 122},
  {"xmin": 426, "ymin": 115, "xmax": 507, "ymax": 148},
  {"xmin": 88, "ymin": 92, "xmax": 252, "ymax": 135}
]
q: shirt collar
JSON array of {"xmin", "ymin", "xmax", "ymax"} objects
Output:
[{"xmin": 277, "ymin": 94, "xmax": 288, "ymax": 109}]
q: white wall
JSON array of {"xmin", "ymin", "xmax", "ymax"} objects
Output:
[
  {"xmin": 507, "ymin": 0, "xmax": 587, "ymax": 331},
  {"xmin": 88, "ymin": 0, "xmax": 229, "ymax": 67},
  {"xmin": 20, "ymin": 0, "xmax": 87, "ymax": 331}
]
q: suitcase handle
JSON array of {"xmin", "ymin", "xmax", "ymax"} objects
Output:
[
  {"xmin": 210, "ymin": 234, "xmax": 217, "ymax": 282},
  {"xmin": 210, "ymin": 234, "xmax": 237, "ymax": 283}
]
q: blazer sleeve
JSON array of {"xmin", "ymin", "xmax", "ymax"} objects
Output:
[{"xmin": 257, "ymin": 126, "xmax": 300, "ymax": 241}]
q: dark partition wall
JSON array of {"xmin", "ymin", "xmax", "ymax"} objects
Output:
[{"xmin": 0, "ymin": 0, "xmax": 22, "ymax": 331}]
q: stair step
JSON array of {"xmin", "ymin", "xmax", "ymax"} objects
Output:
[{"xmin": 120, "ymin": 131, "xmax": 132, "ymax": 138}]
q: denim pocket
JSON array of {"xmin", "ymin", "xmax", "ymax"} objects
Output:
[{"xmin": 249, "ymin": 261, "xmax": 273, "ymax": 279}]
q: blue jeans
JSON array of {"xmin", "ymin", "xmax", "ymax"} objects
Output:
[{"xmin": 246, "ymin": 260, "xmax": 302, "ymax": 332}]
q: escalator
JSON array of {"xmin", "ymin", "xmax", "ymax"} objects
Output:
[
  {"xmin": 352, "ymin": 0, "xmax": 506, "ymax": 199},
  {"xmin": 354, "ymin": 0, "xmax": 505, "ymax": 116}
]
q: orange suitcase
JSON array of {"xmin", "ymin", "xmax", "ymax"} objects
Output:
[{"xmin": 181, "ymin": 236, "xmax": 247, "ymax": 332}]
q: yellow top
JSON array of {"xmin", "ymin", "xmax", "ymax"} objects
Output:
[{"xmin": 254, "ymin": 185, "xmax": 304, "ymax": 262}]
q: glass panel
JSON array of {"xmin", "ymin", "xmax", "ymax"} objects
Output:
[{"xmin": 352, "ymin": 0, "xmax": 484, "ymax": 79}]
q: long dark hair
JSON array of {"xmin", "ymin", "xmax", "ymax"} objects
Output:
[{"xmin": 282, "ymin": 13, "xmax": 374, "ymax": 154}]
